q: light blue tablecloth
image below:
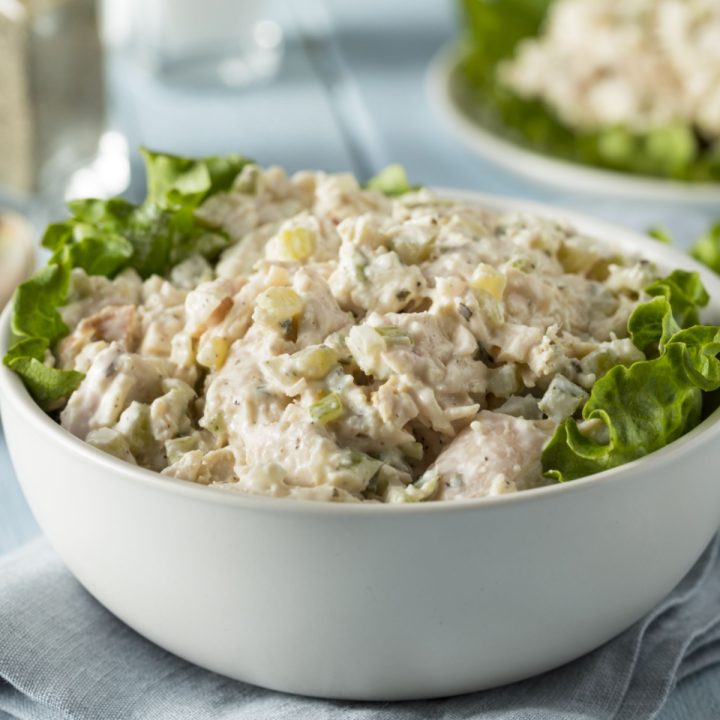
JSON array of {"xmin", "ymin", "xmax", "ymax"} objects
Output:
[
  {"xmin": 1, "ymin": 0, "xmax": 719, "ymax": 716},
  {"xmin": 0, "ymin": 532, "xmax": 718, "ymax": 720}
]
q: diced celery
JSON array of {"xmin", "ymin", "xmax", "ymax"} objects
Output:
[
  {"xmin": 391, "ymin": 233, "xmax": 434, "ymax": 265},
  {"xmin": 487, "ymin": 364, "xmax": 520, "ymax": 397},
  {"xmin": 496, "ymin": 395, "xmax": 542, "ymax": 419},
  {"xmin": 309, "ymin": 392, "xmax": 344, "ymax": 424},
  {"xmin": 341, "ymin": 449, "xmax": 383, "ymax": 486},
  {"xmin": 580, "ymin": 339, "xmax": 644, "ymax": 379},
  {"xmin": 150, "ymin": 379, "xmax": 195, "ymax": 441},
  {"xmin": 165, "ymin": 435, "xmax": 200, "ymax": 465},
  {"xmin": 115, "ymin": 402, "xmax": 155, "ymax": 460},
  {"xmin": 386, "ymin": 470, "xmax": 439, "ymax": 503},
  {"xmin": 86, "ymin": 427, "xmax": 137, "ymax": 464},
  {"xmin": 375, "ymin": 326, "xmax": 412, "ymax": 346},
  {"xmin": 202, "ymin": 413, "xmax": 227, "ymax": 437},
  {"xmin": 508, "ymin": 255, "xmax": 536, "ymax": 273},
  {"xmin": 353, "ymin": 250, "xmax": 368, "ymax": 281},
  {"xmin": 400, "ymin": 441, "xmax": 424, "ymax": 461}
]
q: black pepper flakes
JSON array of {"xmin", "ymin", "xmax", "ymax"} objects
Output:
[
  {"xmin": 458, "ymin": 302, "xmax": 473, "ymax": 321},
  {"xmin": 473, "ymin": 342, "xmax": 494, "ymax": 365}
]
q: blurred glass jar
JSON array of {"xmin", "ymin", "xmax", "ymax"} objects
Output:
[
  {"xmin": 106, "ymin": 0, "xmax": 284, "ymax": 89},
  {"xmin": 0, "ymin": 0, "xmax": 106, "ymax": 198}
]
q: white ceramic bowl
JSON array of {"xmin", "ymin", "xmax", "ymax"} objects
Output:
[
  {"xmin": 428, "ymin": 45, "xmax": 720, "ymax": 205},
  {"xmin": 2, "ymin": 194, "xmax": 720, "ymax": 701}
]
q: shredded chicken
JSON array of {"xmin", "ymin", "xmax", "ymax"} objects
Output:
[{"xmin": 54, "ymin": 164, "xmax": 658, "ymax": 502}]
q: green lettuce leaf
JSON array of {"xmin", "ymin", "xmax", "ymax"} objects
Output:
[
  {"xmin": 648, "ymin": 227, "xmax": 672, "ymax": 245},
  {"xmin": 542, "ymin": 273, "xmax": 720, "ymax": 482},
  {"xmin": 2, "ymin": 335, "xmax": 84, "ymax": 411},
  {"xmin": 11, "ymin": 261, "xmax": 71, "ymax": 342},
  {"xmin": 41, "ymin": 149, "xmax": 251, "ymax": 280},
  {"xmin": 627, "ymin": 270, "xmax": 708, "ymax": 355},
  {"xmin": 366, "ymin": 165, "xmax": 418, "ymax": 196},
  {"xmin": 5, "ymin": 149, "xmax": 251, "ymax": 409},
  {"xmin": 645, "ymin": 270, "xmax": 709, "ymax": 329},
  {"xmin": 3, "ymin": 354, "xmax": 84, "ymax": 412},
  {"xmin": 140, "ymin": 148, "xmax": 249, "ymax": 209}
]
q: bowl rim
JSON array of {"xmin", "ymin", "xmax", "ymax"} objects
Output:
[
  {"xmin": 427, "ymin": 44, "xmax": 720, "ymax": 205},
  {"xmin": 3, "ymin": 189, "xmax": 720, "ymax": 516}
]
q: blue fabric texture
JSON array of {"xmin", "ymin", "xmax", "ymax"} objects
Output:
[{"xmin": 0, "ymin": 537, "xmax": 719, "ymax": 720}]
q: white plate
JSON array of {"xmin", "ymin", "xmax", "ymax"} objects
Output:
[
  {"xmin": 428, "ymin": 44, "xmax": 720, "ymax": 205},
  {"xmin": 0, "ymin": 212, "xmax": 35, "ymax": 310}
]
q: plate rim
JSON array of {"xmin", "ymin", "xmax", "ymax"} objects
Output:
[{"xmin": 427, "ymin": 43, "xmax": 720, "ymax": 205}]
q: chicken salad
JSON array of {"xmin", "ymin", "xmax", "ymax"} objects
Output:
[{"xmin": 6, "ymin": 151, "xmax": 720, "ymax": 503}]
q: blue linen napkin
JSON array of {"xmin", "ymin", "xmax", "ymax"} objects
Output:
[{"xmin": 0, "ymin": 536, "xmax": 719, "ymax": 720}]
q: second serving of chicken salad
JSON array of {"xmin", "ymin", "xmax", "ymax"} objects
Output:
[
  {"xmin": 5, "ymin": 151, "xmax": 720, "ymax": 503},
  {"xmin": 458, "ymin": 0, "xmax": 720, "ymax": 183}
]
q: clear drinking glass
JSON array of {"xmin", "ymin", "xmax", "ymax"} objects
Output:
[
  {"xmin": 0, "ymin": 0, "xmax": 106, "ymax": 199},
  {"xmin": 124, "ymin": 0, "xmax": 284, "ymax": 89}
]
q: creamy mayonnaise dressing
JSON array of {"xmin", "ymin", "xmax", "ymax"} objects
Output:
[{"xmin": 55, "ymin": 165, "xmax": 656, "ymax": 502}]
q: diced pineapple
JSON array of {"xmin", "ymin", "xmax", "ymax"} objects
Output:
[
  {"xmin": 558, "ymin": 239, "xmax": 599, "ymax": 274},
  {"xmin": 346, "ymin": 325, "xmax": 389, "ymax": 378},
  {"xmin": 255, "ymin": 286, "xmax": 304, "ymax": 339},
  {"xmin": 197, "ymin": 336, "xmax": 230, "ymax": 370},
  {"xmin": 278, "ymin": 226, "xmax": 316, "ymax": 261},
  {"xmin": 294, "ymin": 345, "xmax": 339, "ymax": 379},
  {"xmin": 470, "ymin": 263, "xmax": 506, "ymax": 299}
]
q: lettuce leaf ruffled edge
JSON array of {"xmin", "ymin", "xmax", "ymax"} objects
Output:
[
  {"xmin": 3, "ymin": 149, "xmax": 252, "ymax": 411},
  {"xmin": 542, "ymin": 271, "xmax": 720, "ymax": 482}
]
